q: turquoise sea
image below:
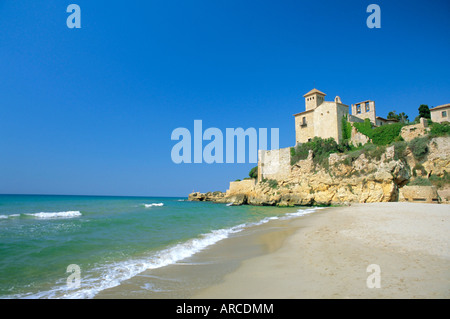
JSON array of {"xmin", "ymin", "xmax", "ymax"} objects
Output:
[{"xmin": 0, "ymin": 194, "xmax": 319, "ymax": 299}]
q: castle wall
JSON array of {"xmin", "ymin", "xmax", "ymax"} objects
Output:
[
  {"xmin": 312, "ymin": 102, "xmax": 349, "ymax": 143},
  {"xmin": 228, "ymin": 179, "xmax": 256, "ymax": 195},
  {"xmin": 258, "ymin": 147, "xmax": 291, "ymax": 182},
  {"xmin": 294, "ymin": 111, "xmax": 315, "ymax": 144},
  {"xmin": 348, "ymin": 114, "xmax": 365, "ymax": 123}
]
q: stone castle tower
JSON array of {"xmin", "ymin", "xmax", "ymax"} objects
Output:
[{"xmin": 294, "ymin": 88, "xmax": 349, "ymax": 145}]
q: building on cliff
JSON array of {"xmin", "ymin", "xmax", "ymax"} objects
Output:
[
  {"xmin": 350, "ymin": 100, "xmax": 398, "ymax": 126},
  {"xmin": 259, "ymin": 88, "xmax": 402, "ymax": 182},
  {"xmin": 294, "ymin": 88, "xmax": 398, "ymax": 146},
  {"xmin": 430, "ymin": 103, "xmax": 450, "ymax": 124},
  {"xmin": 293, "ymin": 88, "xmax": 349, "ymax": 145}
]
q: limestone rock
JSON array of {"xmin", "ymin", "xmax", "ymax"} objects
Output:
[{"xmin": 188, "ymin": 136, "xmax": 449, "ymax": 206}]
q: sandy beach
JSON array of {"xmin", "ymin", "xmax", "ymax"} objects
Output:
[{"xmin": 193, "ymin": 202, "xmax": 450, "ymax": 299}]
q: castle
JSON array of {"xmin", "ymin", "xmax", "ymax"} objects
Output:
[
  {"xmin": 257, "ymin": 88, "xmax": 398, "ymax": 182},
  {"xmin": 293, "ymin": 88, "xmax": 397, "ymax": 145}
]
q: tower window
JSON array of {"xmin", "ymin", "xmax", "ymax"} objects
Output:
[
  {"xmin": 365, "ymin": 102, "xmax": 370, "ymax": 112},
  {"xmin": 356, "ymin": 104, "xmax": 361, "ymax": 114},
  {"xmin": 300, "ymin": 117, "xmax": 307, "ymax": 126}
]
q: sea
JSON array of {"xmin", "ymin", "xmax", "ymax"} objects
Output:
[{"xmin": 0, "ymin": 194, "xmax": 321, "ymax": 299}]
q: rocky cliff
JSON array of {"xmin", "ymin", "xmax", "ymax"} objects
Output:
[{"xmin": 189, "ymin": 136, "xmax": 450, "ymax": 206}]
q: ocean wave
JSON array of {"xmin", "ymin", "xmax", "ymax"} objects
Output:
[
  {"xmin": 281, "ymin": 207, "xmax": 325, "ymax": 219},
  {"xmin": 12, "ymin": 223, "xmax": 244, "ymax": 299},
  {"xmin": 26, "ymin": 211, "xmax": 82, "ymax": 219},
  {"xmin": 0, "ymin": 214, "xmax": 20, "ymax": 219},
  {"xmin": 8, "ymin": 206, "xmax": 322, "ymax": 299},
  {"xmin": 144, "ymin": 203, "xmax": 164, "ymax": 208}
]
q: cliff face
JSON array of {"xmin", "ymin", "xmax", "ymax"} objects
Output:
[{"xmin": 189, "ymin": 137, "xmax": 450, "ymax": 206}]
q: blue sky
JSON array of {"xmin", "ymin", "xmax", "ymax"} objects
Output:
[{"xmin": 0, "ymin": 0, "xmax": 449, "ymax": 196}]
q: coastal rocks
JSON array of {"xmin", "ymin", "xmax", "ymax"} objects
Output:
[
  {"xmin": 188, "ymin": 136, "xmax": 449, "ymax": 206},
  {"xmin": 227, "ymin": 194, "xmax": 248, "ymax": 206},
  {"xmin": 188, "ymin": 191, "xmax": 227, "ymax": 202},
  {"xmin": 422, "ymin": 137, "xmax": 450, "ymax": 177}
]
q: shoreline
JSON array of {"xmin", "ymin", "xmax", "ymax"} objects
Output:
[
  {"xmin": 94, "ymin": 205, "xmax": 314, "ymax": 298},
  {"xmin": 192, "ymin": 202, "xmax": 450, "ymax": 299},
  {"xmin": 94, "ymin": 202, "xmax": 450, "ymax": 299}
]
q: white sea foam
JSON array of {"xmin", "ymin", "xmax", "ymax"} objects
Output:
[
  {"xmin": 0, "ymin": 214, "xmax": 21, "ymax": 220},
  {"xmin": 281, "ymin": 207, "xmax": 325, "ymax": 219},
  {"xmin": 144, "ymin": 203, "xmax": 164, "ymax": 208},
  {"xmin": 26, "ymin": 211, "xmax": 82, "ymax": 219},
  {"xmin": 9, "ymin": 206, "xmax": 322, "ymax": 299}
]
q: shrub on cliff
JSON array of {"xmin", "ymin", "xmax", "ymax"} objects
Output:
[
  {"xmin": 261, "ymin": 178, "xmax": 278, "ymax": 189},
  {"xmin": 408, "ymin": 177, "xmax": 432, "ymax": 186},
  {"xmin": 291, "ymin": 137, "xmax": 351, "ymax": 167},
  {"xmin": 429, "ymin": 122, "xmax": 450, "ymax": 137},
  {"xmin": 353, "ymin": 119, "xmax": 373, "ymax": 138},
  {"xmin": 341, "ymin": 117, "xmax": 353, "ymax": 141},
  {"xmin": 393, "ymin": 140, "xmax": 408, "ymax": 160},
  {"xmin": 371, "ymin": 123, "xmax": 405, "ymax": 145},
  {"xmin": 248, "ymin": 166, "xmax": 258, "ymax": 179},
  {"xmin": 353, "ymin": 119, "xmax": 405, "ymax": 145},
  {"xmin": 429, "ymin": 171, "xmax": 450, "ymax": 189},
  {"xmin": 409, "ymin": 136, "xmax": 429, "ymax": 161}
]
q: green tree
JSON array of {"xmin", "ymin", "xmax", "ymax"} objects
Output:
[
  {"xmin": 418, "ymin": 104, "xmax": 431, "ymax": 119},
  {"xmin": 387, "ymin": 111, "xmax": 400, "ymax": 121},
  {"xmin": 398, "ymin": 112, "xmax": 409, "ymax": 123},
  {"xmin": 387, "ymin": 111, "xmax": 409, "ymax": 123},
  {"xmin": 249, "ymin": 166, "xmax": 258, "ymax": 179}
]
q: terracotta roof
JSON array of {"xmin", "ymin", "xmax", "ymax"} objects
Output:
[
  {"xmin": 430, "ymin": 103, "xmax": 450, "ymax": 111},
  {"xmin": 293, "ymin": 109, "xmax": 314, "ymax": 117},
  {"xmin": 376, "ymin": 116, "xmax": 399, "ymax": 122},
  {"xmin": 303, "ymin": 88, "xmax": 326, "ymax": 97}
]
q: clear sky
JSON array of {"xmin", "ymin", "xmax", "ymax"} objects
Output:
[{"xmin": 0, "ymin": 0, "xmax": 449, "ymax": 197}]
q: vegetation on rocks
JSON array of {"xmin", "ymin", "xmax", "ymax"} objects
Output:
[{"xmin": 353, "ymin": 119, "xmax": 405, "ymax": 145}]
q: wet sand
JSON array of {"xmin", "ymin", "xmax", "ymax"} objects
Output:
[
  {"xmin": 95, "ymin": 211, "xmax": 304, "ymax": 298},
  {"xmin": 193, "ymin": 203, "xmax": 450, "ymax": 298}
]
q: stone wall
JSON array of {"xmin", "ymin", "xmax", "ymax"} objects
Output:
[
  {"xmin": 258, "ymin": 147, "xmax": 291, "ymax": 182},
  {"xmin": 348, "ymin": 114, "xmax": 364, "ymax": 123},
  {"xmin": 227, "ymin": 179, "xmax": 256, "ymax": 195},
  {"xmin": 350, "ymin": 126, "xmax": 371, "ymax": 146},
  {"xmin": 398, "ymin": 186, "xmax": 439, "ymax": 203},
  {"xmin": 351, "ymin": 101, "xmax": 376, "ymax": 123},
  {"xmin": 400, "ymin": 118, "xmax": 429, "ymax": 142},
  {"xmin": 313, "ymin": 102, "xmax": 349, "ymax": 144}
]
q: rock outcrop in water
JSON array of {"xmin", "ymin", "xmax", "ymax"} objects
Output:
[{"xmin": 189, "ymin": 137, "xmax": 450, "ymax": 206}]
